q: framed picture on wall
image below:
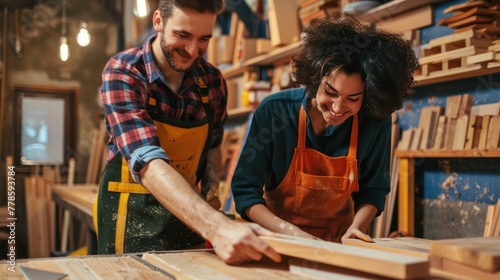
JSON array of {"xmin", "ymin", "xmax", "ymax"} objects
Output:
[{"xmin": 13, "ymin": 85, "xmax": 78, "ymax": 169}]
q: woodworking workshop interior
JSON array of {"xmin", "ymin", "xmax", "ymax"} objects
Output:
[{"xmin": 0, "ymin": 0, "xmax": 500, "ymax": 279}]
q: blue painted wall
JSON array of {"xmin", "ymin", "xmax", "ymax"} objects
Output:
[{"xmin": 396, "ymin": 0, "xmax": 500, "ymax": 238}]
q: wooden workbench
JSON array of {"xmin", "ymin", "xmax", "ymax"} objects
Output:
[
  {"xmin": 2, "ymin": 236, "xmax": 498, "ymax": 279},
  {"xmin": 52, "ymin": 184, "xmax": 98, "ymax": 254}
]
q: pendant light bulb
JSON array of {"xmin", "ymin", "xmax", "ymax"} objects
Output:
[
  {"xmin": 133, "ymin": 0, "xmax": 150, "ymax": 18},
  {"xmin": 77, "ymin": 21, "xmax": 91, "ymax": 47},
  {"xmin": 60, "ymin": 36, "xmax": 70, "ymax": 61}
]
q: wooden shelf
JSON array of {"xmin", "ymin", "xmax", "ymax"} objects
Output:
[
  {"xmin": 413, "ymin": 66, "xmax": 500, "ymax": 87},
  {"xmin": 358, "ymin": 0, "xmax": 448, "ymax": 22},
  {"xmin": 222, "ymin": 41, "xmax": 302, "ymax": 79},
  {"xmin": 395, "ymin": 149, "xmax": 500, "ymax": 158}
]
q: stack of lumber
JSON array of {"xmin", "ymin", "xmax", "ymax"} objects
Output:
[
  {"xmin": 439, "ymin": 0, "xmax": 500, "ymax": 36},
  {"xmin": 415, "ymin": 0, "xmax": 500, "ymax": 79},
  {"xmin": 416, "ymin": 30, "xmax": 495, "ymax": 80},
  {"xmin": 396, "ymin": 94, "xmax": 500, "ymax": 151},
  {"xmin": 24, "ymin": 176, "xmax": 55, "ymax": 258},
  {"xmin": 429, "ymin": 237, "xmax": 500, "ymax": 280},
  {"xmin": 485, "ymin": 198, "xmax": 500, "ymax": 236},
  {"xmin": 298, "ymin": 0, "xmax": 340, "ymax": 27}
]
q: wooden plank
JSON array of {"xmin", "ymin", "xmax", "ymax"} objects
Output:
[
  {"xmin": 358, "ymin": 0, "xmax": 447, "ymax": 22},
  {"xmin": 395, "ymin": 149, "xmax": 500, "ymax": 158},
  {"xmin": 478, "ymin": 115, "xmax": 492, "ymax": 149},
  {"xmin": 465, "ymin": 115, "xmax": 483, "ymax": 149},
  {"xmin": 430, "ymin": 255, "xmax": 500, "ymax": 280},
  {"xmin": 467, "ymin": 51, "xmax": 496, "ymax": 64},
  {"xmin": 444, "ymin": 0, "xmax": 495, "ymax": 14},
  {"xmin": 143, "ymin": 252, "xmax": 296, "ymax": 280},
  {"xmin": 344, "ymin": 238, "xmax": 429, "ymax": 259},
  {"xmin": 459, "ymin": 93, "xmax": 474, "ymax": 117},
  {"xmin": 430, "ymin": 237, "xmax": 500, "ymax": 272},
  {"xmin": 410, "ymin": 128, "xmax": 422, "ymax": 151},
  {"xmin": 446, "ymin": 95, "xmax": 463, "ymax": 118},
  {"xmin": 471, "ymin": 102, "xmax": 500, "ymax": 116},
  {"xmin": 485, "ymin": 204, "xmax": 496, "ymax": 237},
  {"xmin": 448, "ymin": 15, "xmax": 496, "ymax": 29},
  {"xmin": 398, "ymin": 158, "xmax": 414, "ymax": 237},
  {"xmin": 419, "ymin": 106, "xmax": 442, "ymax": 149},
  {"xmin": 440, "ymin": 7, "xmax": 500, "ymax": 26},
  {"xmin": 52, "ymin": 185, "xmax": 99, "ymax": 212},
  {"xmin": 489, "ymin": 199, "xmax": 500, "ymax": 237},
  {"xmin": 453, "ymin": 115, "xmax": 469, "ymax": 149},
  {"xmin": 444, "ymin": 118, "xmax": 457, "ymax": 150},
  {"xmin": 433, "ymin": 116, "xmax": 448, "ymax": 149},
  {"xmin": 261, "ymin": 234, "xmax": 429, "ymax": 279},
  {"xmin": 486, "ymin": 116, "xmax": 500, "ymax": 149},
  {"xmin": 420, "ymin": 46, "xmax": 481, "ymax": 65},
  {"xmin": 289, "ymin": 258, "xmax": 387, "ymax": 280},
  {"xmin": 397, "ymin": 128, "xmax": 414, "ymax": 150},
  {"xmin": 79, "ymin": 256, "xmax": 172, "ymax": 279},
  {"xmin": 376, "ymin": 5, "xmax": 433, "ymax": 33},
  {"xmin": 428, "ymin": 30, "xmax": 475, "ymax": 48}
]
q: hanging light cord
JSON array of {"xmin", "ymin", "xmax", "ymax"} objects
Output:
[{"xmin": 62, "ymin": 0, "xmax": 67, "ymax": 37}]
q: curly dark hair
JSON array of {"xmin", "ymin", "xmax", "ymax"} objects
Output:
[
  {"xmin": 292, "ymin": 16, "xmax": 419, "ymax": 119},
  {"xmin": 158, "ymin": 0, "xmax": 225, "ymax": 20}
]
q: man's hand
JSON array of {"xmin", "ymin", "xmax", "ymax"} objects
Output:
[{"xmin": 210, "ymin": 221, "xmax": 282, "ymax": 265}]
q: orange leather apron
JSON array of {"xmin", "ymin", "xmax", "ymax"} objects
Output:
[{"xmin": 264, "ymin": 105, "xmax": 359, "ymax": 242}]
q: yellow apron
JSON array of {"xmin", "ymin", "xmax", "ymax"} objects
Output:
[
  {"xmin": 94, "ymin": 84, "xmax": 213, "ymax": 254},
  {"xmin": 264, "ymin": 105, "xmax": 359, "ymax": 242}
]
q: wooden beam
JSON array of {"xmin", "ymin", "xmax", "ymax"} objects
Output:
[
  {"xmin": 398, "ymin": 158, "xmax": 415, "ymax": 237},
  {"xmin": 261, "ymin": 234, "xmax": 429, "ymax": 279},
  {"xmin": 430, "ymin": 237, "xmax": 500, "ymax": 272}
]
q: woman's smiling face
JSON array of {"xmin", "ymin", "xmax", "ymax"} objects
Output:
[{"xmin": 314, "ymin": 68, "xmax": 365, "ymax": 126}]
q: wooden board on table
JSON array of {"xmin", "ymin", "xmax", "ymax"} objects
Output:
[
  {"xmin": 261, "ymin": 234, "xmax": 429, "ymax": 279},
  {"xmin": 344, "ymin": 237, "xmax": 430, "ymax": 259},
  {"xmin": 429, "ymin": 237, "xmax": 500, "ymax": 272},
  {"xmin": 4, "ymin": 255, "xmax": 172, "ymax": 280},
  {"xmin": 288, "ymin": 258, "xmax": 387, "ymax": 280},
  {"xmin": 142, "ymin": 251, "xmax": 306, "ymax": 280},
  {"xmin": 430, "ymin": 255, "xmax": 500, "ymax": 280}
]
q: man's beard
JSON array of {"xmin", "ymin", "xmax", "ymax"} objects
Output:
[{"xmin": 160, "ymin": 35, "xmax": 198, "ymax": 72}]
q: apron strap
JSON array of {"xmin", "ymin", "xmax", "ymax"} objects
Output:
[
  {"xmin": 299, "ymin": 104, "xmax": 358, "ymax": 158},
  {"xmin": 347, "ymin": 114, "xmax": 358, "ymax": 158},
  {"xmin": 298, "ymin": 105, "xmax": 307, "ymax": 148}
]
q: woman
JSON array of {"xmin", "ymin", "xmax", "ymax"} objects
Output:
[{"xmin": 231, "ymin": 17, "xmax": 418, "ymax": 243}]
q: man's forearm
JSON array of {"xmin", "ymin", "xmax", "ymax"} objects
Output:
[{"xmin": 140, "ymin": 158, "xmax": 228, "ymax": 241}]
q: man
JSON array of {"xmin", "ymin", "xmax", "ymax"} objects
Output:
[{"xmin": 94, "ymin": 0, "xmax": 280, "ymax": 264}]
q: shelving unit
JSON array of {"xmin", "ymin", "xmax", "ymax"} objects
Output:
[
  {"xmin": 222, "ymin": 41, "xmax": 302, "ymax": 79},
  {"xmin": 395, "ymin": 149, "xmax": 500, "ymax": 158},
  {"xmin": 414, "ymin": 66, "xmax": 500, "ymax": 87}
]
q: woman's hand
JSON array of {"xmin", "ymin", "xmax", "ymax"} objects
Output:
[{"xmin": 341, "ymin": 227, "xmax": 374, "ymax": 244}]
